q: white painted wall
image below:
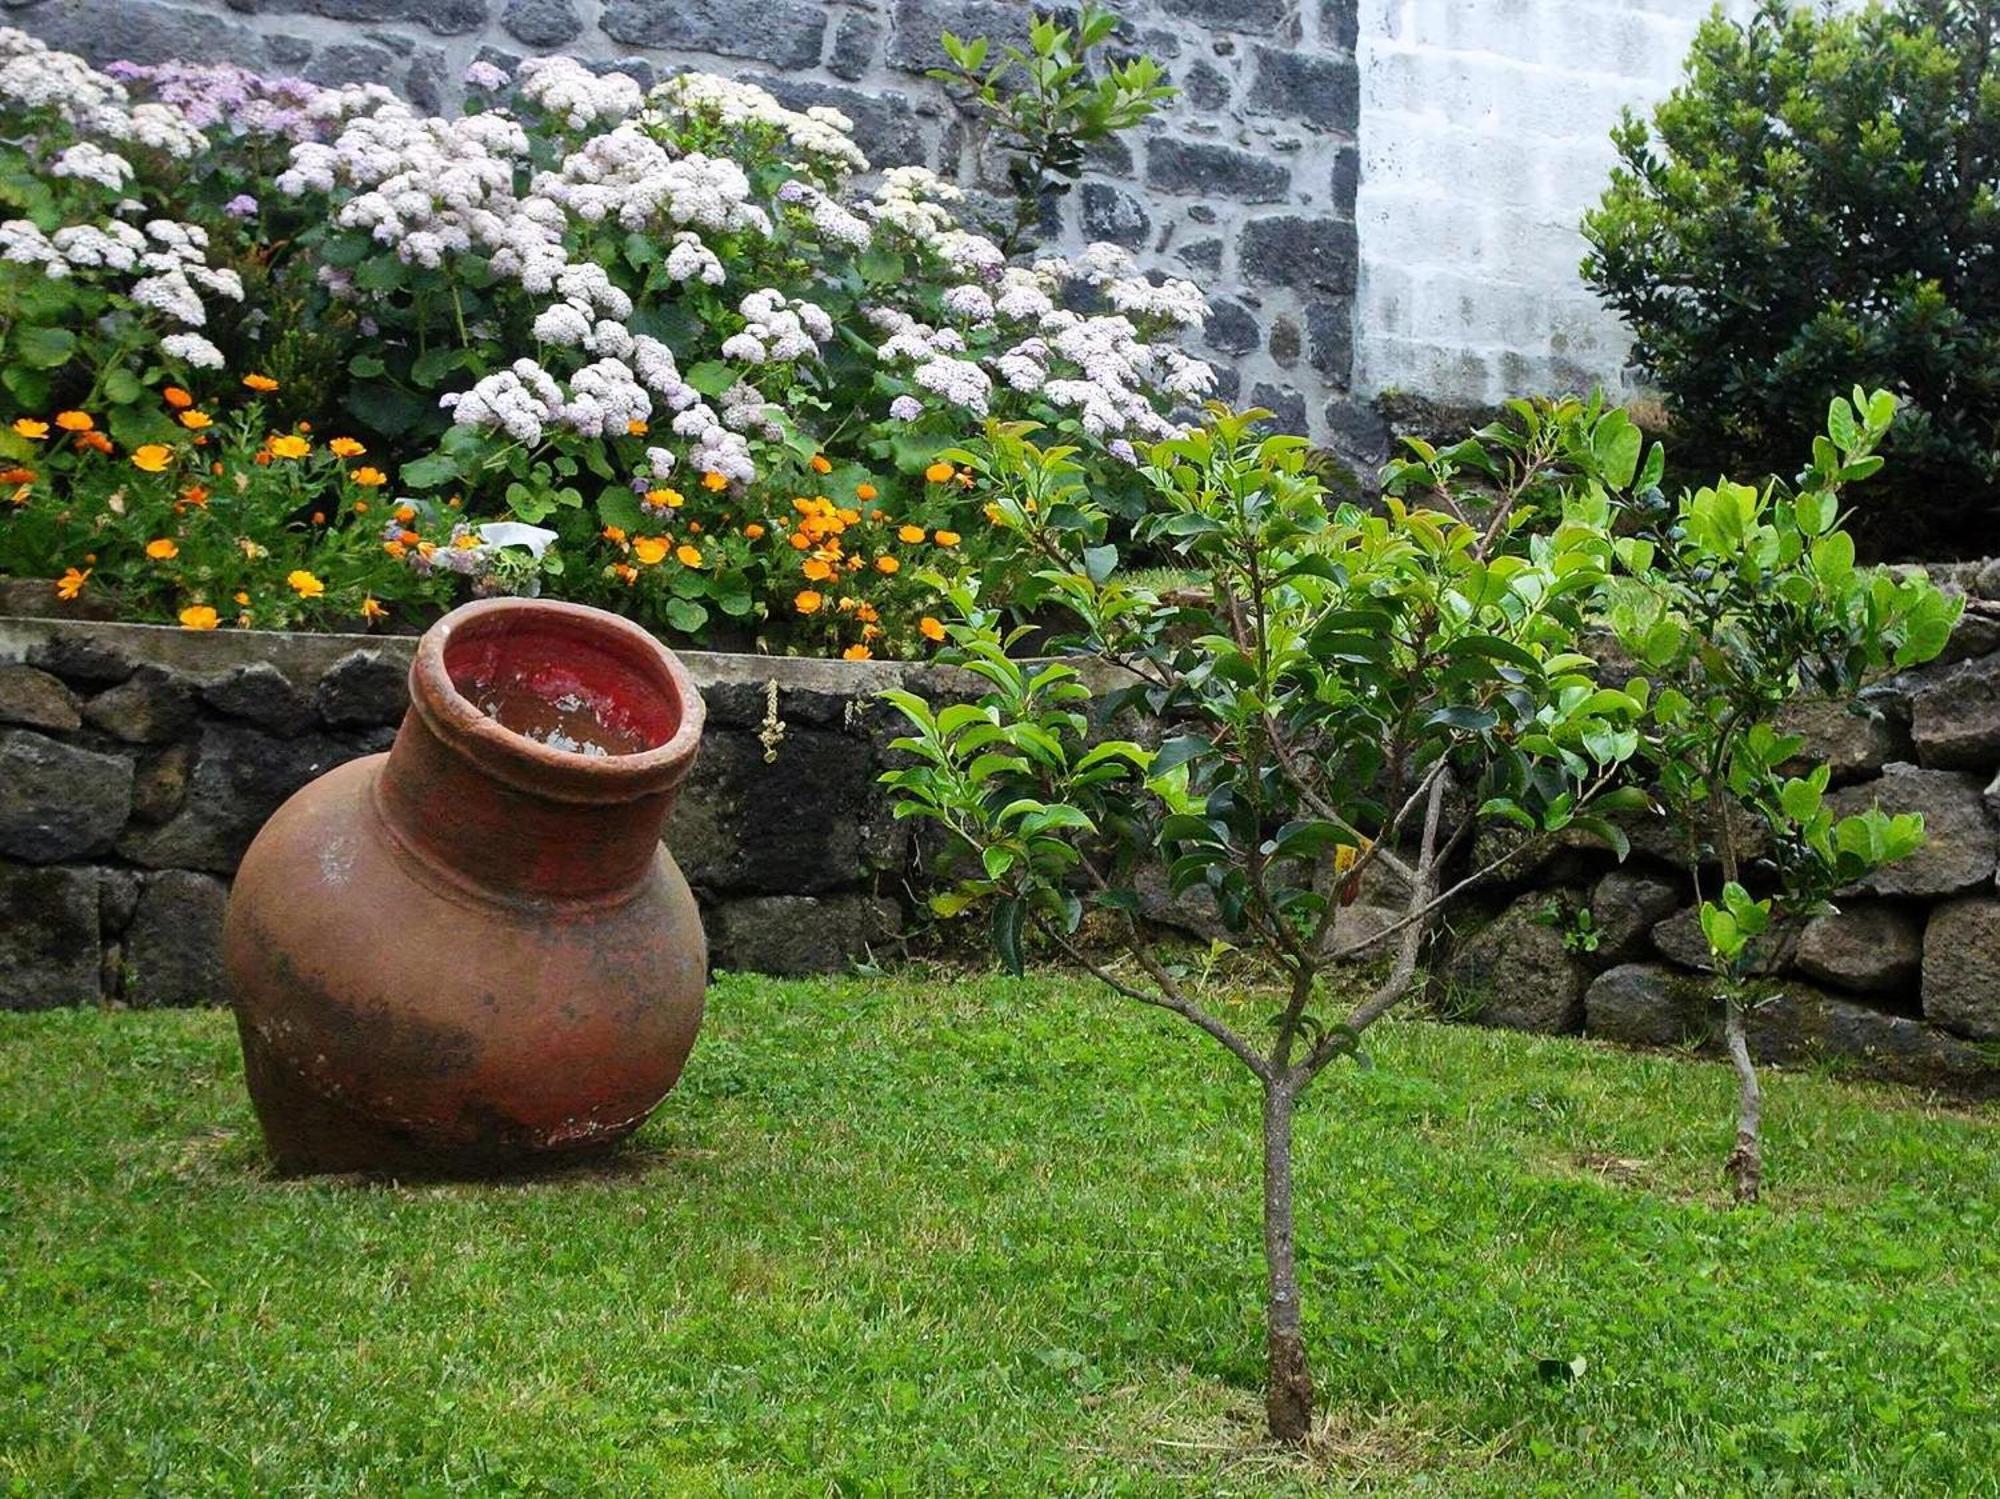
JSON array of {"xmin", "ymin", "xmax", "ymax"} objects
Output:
[{"xmin": 1353, "ymin": 0, "xmax": 1756, "ymax": 405}]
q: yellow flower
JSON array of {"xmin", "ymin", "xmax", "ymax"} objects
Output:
[
  {"xmin": 286, "ymin": 569, "xmax": 324, "ymax": 598},
  {"xmin": 268, "ymin": 434, "xmax": 310, "ymax": 459},
  {"xmin": 842, "ymin": 643, "xmax": 872, "ymax": 661},
  {"xmin": 352, "ymin": 466, "xmax": 388, "ymax": 487},
  {"xmin": 920, "ymin": 616, "xmax": 946, "ymax": 642},
  {"xmin": 145, "ymin": 537, "xmax": 179, "ymax": 560},
  {"xmin": 243, "ymin": 373, "xmax": 279, "ymax": 392},
  {"xmin": 856, "ymin": 482, "xmax": 878, "ymax": 501},
  {"xmin": 645, "ymin": 487, "xmax": 685, "ymax": 509},
  {"xmin": 131, "ymin": 444, "xmax": 175, "ymax": 473},
  {"xmin": 602, "ymin": 526, "xmax": 627, "ymax": 543},
  {"xmin": 233, "ymin": 591, "xmax": 250, "ymax": 606},
  {"xmin": 702, "ymin": 470, "xmax": 729, "ymax": 492},
  {"xmin": 360, "ymin": 597, "xmax": 388, "ymax": 621},
  {"xmin": 627, "ymin": 419, "xmax": 649, "ymax": 436},
  {"xmin": 54, "ymin": 410, "xmax": 93, "ymax": 432},
  {"xmin": 55, "ymin": 566, "xmax": 90, "ymax": 600},
  {"xmin": 743, "ymin": 522, "xmax": 766, "ymax": 539},
  {"xmin": 178, "ymin": 604, "xmax": 219, "ymax": 630},
  {"xmin": 924, "ymin": 461, "xmax": 954, "ymax": 483},
  {"xmin": 329, "ymin": 437, "xmax": 366, "ymax": 458},
  {"xmin": 933, "ymin": 529, "xmax": 961, "ymax": 546},
  {"xmin": 632, "ymin": 536, "xmax": 669, "ymax": 565},
  {"xmin": 802, "ymin": 557, "xmax": 833, "ymax": 581},
  {"xmin": 897, "ymin": 524, "xmax": 926, "ymax": 544},
  {"xmin": 12, "ymin": 418, "xmax": 47, "ymax": 439},
  {"xmin": 875, "ymin": 555, "xmax": 900, "ymax": 574},
  {"xmin": 794, "ymin": 589, "xmax": 824, "ymax": 615},
  {"xmin": 809, "ymin": 454, "xmax": 832, "ymax": 475},
  {"xmin": 178, "ymin": 411, "xmax": 213, "ymax": 430},
  {"xmin": 676, "ymin": 543, "xmax": 704, "ymax": 567}
]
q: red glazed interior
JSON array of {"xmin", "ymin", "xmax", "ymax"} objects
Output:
[{"xmin": 444, "ymin": 610, "xmax": 678, "ymax": 758}]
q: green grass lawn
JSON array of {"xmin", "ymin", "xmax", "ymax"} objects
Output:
[{"xmin": 3, "ymin": 970, "xmax": 1996, "ymax": 1497}]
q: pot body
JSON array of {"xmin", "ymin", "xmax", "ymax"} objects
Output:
[{"xmin": 223, "ymin": 599, "xmax": 708, "ymax": 1175}]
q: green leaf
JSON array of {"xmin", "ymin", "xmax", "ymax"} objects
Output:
[
  {"xmin": 663, "ymin": 598, "xmax": 709, "ymax": 635},
  {"xmin": 1082, "ymin": 544, "xmax": 1117, "ymax": 584},
  {"xmin": 992, "ymin": 896, "xmax": 1026, "ymax": 977},
  {"xmin": 684, "ymin": 361, "xmax": 735, "ymax": 397},
  {"xmin": 397, "ymin": 453, "xmax": 460, "ymax": 489},
  {"xmin": 12, "ymin": 324, "xmax": 74, "ymax": 369}
]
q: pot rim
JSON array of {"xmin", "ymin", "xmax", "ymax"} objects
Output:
[{"xmin": 408, "ymin": 597, "xmax": 704, "ymax": 804}]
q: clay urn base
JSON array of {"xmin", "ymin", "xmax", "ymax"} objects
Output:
[{"xmin": 223, "ymin": 599, "xmax": 708, "ymax": 1176}]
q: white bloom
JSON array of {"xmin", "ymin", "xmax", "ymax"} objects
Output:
[
  {"xmin": 160, "ymin": 332, "xmax": 224, "ymax": 368},
  {"xmin": 51, "ymin": 141, "xmax": 132, "ymax": 189}
]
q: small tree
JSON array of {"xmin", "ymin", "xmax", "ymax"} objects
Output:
[
  {"xmin": 1581, "ymin": 0, "xmax": 2000, "ymax": 559},
  {"xmin": 934, "ymin": 4, "xmax": 1175, "ymax": 256},
  {"xmin": 880, "ymin": 403, "xmax": 1653, "ymax": 1442},
  {"xmin": 1603, "ymin": 389, "xmax": 1960, "ymax": 1202}
]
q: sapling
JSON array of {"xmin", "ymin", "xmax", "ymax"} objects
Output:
[
  {"xmin": 881, "ymin": 403, "xmax": 1653, "ymax": 1442},
  {"xmin": 1603, "ymin": 389, "xmax": 1958, "ymax": 1202}
]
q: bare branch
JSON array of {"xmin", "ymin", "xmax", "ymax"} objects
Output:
[{"xmin": 1334, "ymin": 768, "xmax": 1449, "ymax": 1047}]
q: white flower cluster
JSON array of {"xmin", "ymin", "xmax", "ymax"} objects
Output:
[
  {"xmin": 0, "ymin": 29, "xmax": 204, "ymax": 165},
  {"xmin": 649, "ymin": 73, "xmax": 868, "ymax": 181},
  {"xmin": 869, "ymin": 167, "xmax": 962, "ymax": 239},
  {"xmin": 722, "ymin": 288, "xmax": 833, "ymax": 364},
  {"xmin": 0, "ymin": 212, "xmax": 240, "ymax": 367},
  {"xmin": 535, "ymin": 123, "xmax": 768, "ymax": 236},
  {"xmin": 515, "ymin": 57, "xmax": 642, "ymax": 132}
]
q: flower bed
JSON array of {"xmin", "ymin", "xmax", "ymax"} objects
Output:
[{"xmin": 0, "ymin": 30, "xmax": 1210, "ymax": 657}]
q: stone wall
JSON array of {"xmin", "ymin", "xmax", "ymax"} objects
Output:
[
  {"xmin": 6, "ymin": 0, "xmax": 1362, "ymax": 442},
  {"xmin": 0, "ymin": 611, "xmax": 948, "ymax": 1006},
  {"xmin": 1436, "ymin": 566, "xmax": 2000, "ymax": 1098},
  {"xmin": 1351, "ymin": 0, "xmax": 1751, "ymax": 408}
]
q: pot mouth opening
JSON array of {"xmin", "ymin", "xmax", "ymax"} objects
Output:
[{"xmin": 413, "ymin": 600, "xmax": 702, "ymax": 797}]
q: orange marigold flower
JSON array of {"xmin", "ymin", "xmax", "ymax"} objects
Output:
[
  {"xmin": 809, "ymin": 454, "xmax": 832, "ymax": 475},
  {"xmin": 329, "ymin": 437, "xmax": 366, "ymax": 458},
  {"xmin": 645, "ymin": 487, "xmax": 685, "ymax": 509},
  {"xmin": 233, "ymin": 591, "xmax": 250, "ymax": 606},
  {"xmin": 75, "ymin": 430, "xmax": 113, "ymax": 454},
  {"xmin": 897, "ymin": 524, "xmax": 926, "ymax": 544},
  {"xmin": 920, "ymin": 616, "xmax": 946, "ymax": 642},
  {"xmin": 131, "ymin": 444, "xmax": 175, "ymax": 473},
  {"xmin": 794, "ymin": 589, "xmax": 824, "ymax": 615},
  {"xmin": 12, "ymin": 418, "xmax": 47, "ymax": 439},
  {"xmin": 856, "ymin": 482, "xmax": 878, "ymax": 501},
  {"xmin": 243, "ymin": 373, "xmax": 279, "ymax": 392},
  {"xmin": 924, "ymin": 461, "xmax": 954, "ymax": 483},
  {"xmin": 836, "ymin": 507, "xmax": 860, "ymax": 525},
  {"xmin": 7, "ymin": 483, "xmax": 27, "ymax": 506},
  {"xmin": 702, "ymin": 470, "xmax": 729, "ymax": 492},
  {"xmin": 632, "ymin": 536, "xmax": 669, "ymax": 565},
  {"xmin": 360, "ymin": 597, "xmax": 388, "ymax": 621},
  {"xmin": 0, "ymin": 467, "xmax": 35, "ymax": 484},
  {"xmin": 743, "ymin": 522, "xmax": 766, "ymax": 539},
  {"xmin": 398, "ymin": 529, "xmax": 422, "ymax": 545},
  {"xmin": 933, "ymin": 529, "xmax": 961, "ymax": 546},
  {"xmin": 54, "ymin": 410, "xmax": 93, "ymax": 432},
  {"xmin": 393, "ymin": 505, "xmax": 416, "ymax": 524},
  {"xmin": 802, "ymin": 557, "xmax": 833, "ymax": 581},
  {"xmin": 178, "ymin": 484, "xmax": 210, "ymax": 510},
  {"xmin": 178, "ymin": 411, "xmax": 213, "ymax": 430},
  {"xmin": 352, "ymin": 467, "xmax": 388, "ymax": 487},
  {"xmin": 383, "ymin": 540, "xmax": 407, "ymax": 558},
  {"xmin": 268, "ymin": 434, "xmax": 310, "ymax": 460},
  {"xmin": 613, "ymin": 562, "xmax": 639, "ymax": 585},
  {"xmin": 854, "ymin": 603, "xmax": 879, "ymax": 624},
  {"xmin": 353, "ymin": 500, "xmax": 369, "ymax": 514},
  {"xmin": 178, "ymin": 604, "xmax": 219, "ymax": 631},
  {"xmin": 841, "ymin": 644, "xmax": 872, "ymax": 661},
  {"xmin": 875, "ymin": 556, "xmax": 900, "ymax": 574},
  {"xmin": 311, "ymin": 512, "xmax": 326, "ymax": 526},
  {"xmin": 55, "ymin": 567, "xmax": 90, "ymax": 599},
  {"xmin": 286, "ymin": 569, "xmax": 324, "ymax": 598},
  {"xmin": 676, "ymin": 543, "xmax": 704, "ymax": 567},
  {"xmin": 602, "ymin": 526, "xmax": 628, "ymax": 544},
  {"xmin": 145, "ymin": 538, "xmax": 180, "ymax": 560},
  {"xmin": 297, "ymin": 421, "xmax": 312, "ymax": 433},
  {"xmin": 789, "ymin": 531, "xmax": 811, "ymax": 550},
  {"xmin": 162, "ymin": 386, "xmax": 194, "ymax": 409}
]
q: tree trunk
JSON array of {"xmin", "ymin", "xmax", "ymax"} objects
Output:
[
  {"xmin": 1261, "ymin": 1080, "xmax": 1315, "ymax": 1443},
  {"xmin": 1722, "ymin": 991, "xmax": 1762, "ymax": 1205}
]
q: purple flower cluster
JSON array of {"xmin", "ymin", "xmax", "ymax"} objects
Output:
[{"xmin": 103, "ymin": 61, "xmax": 325, "ymax": 143}]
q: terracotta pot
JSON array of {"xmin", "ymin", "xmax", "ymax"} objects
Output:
[{"xmin": 223, "ymin": 598, "xmax": 707, "ymax": 1175}]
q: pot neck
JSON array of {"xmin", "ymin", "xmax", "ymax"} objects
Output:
[
  {"xmin": 376, "ymin": 711, "xmax": 681, "ymax": 902},
  {"xmin": 373, "ymin": 599, "xmax": 704, "ymax": 904}
]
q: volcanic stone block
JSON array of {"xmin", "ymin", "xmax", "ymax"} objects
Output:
[
  {"xmin": 707, "ymin": 893, "xmax": 900, "ymax": 976},
  {"xmin": 1922, "ymin": 898, "xmax": 2000, "ymax": 1039},
  {"xmin": 1146, "ymin": 138, "xmax": 1291, "ymax": 204},
  {"xmin": 602, "ymin": 0, "xmax": 827, "ymax": 69},
  {"xmin": 0, "ymin": 664, "xmax": 80, "ymax": 731},
  {"xmin": 500, "ymin": 0, "xmax": 579, "ymax": 46},
  {"xmin": 1445, "ymin": 893, "xmax": 1591, "ymax": 1034},
  {"xmin": 1245, "ymin": 45, "xmax": 1358, "ymax": 132},
  {"xmin": 1795, "ymin": 903, "xmax": 1923, "ymax": 995},
  {"xmin": 0, "ymin": 864, "xmax": 101, "ymax": 1010},
  {"xmin": 83, "ymin": 664, "xmax": 198, "ymax": 744},
  {"xmin": 1583, "ymin": 963, "xmax": 1709, "ymax": 1048},
  {"xmin": 1908, "ymin": 652, "xmax": 2000, "ymax": 771},
  {"xmin": 1588, "ymin": 869, "xmax": 1682, "ymax": 966},
  {"xmin": 0, "ymin": 729, "xmax": 133, "ymax": 862},
  {"xmin": 201, "ymin": 662, "xmax": 318, "ymax": 737},
  {"xmin": 123, "ymin": 870, "xmax": 229, "ymax": 1008},
  {"xmin": 1830, "ymin": 763, "xmax": 1998, "ymax": 896},
  {"xmin": 1239, "ymin": 216, "xmax": 1358, "ymax": 294},
  {"xmin": 314, "ymin": 649, "xmax": 409, "ymax": 728}
]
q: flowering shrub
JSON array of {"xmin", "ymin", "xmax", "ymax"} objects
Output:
[{"xmin": 0, "ymin": 28, "xmax": 1210, "ymax": 655}]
